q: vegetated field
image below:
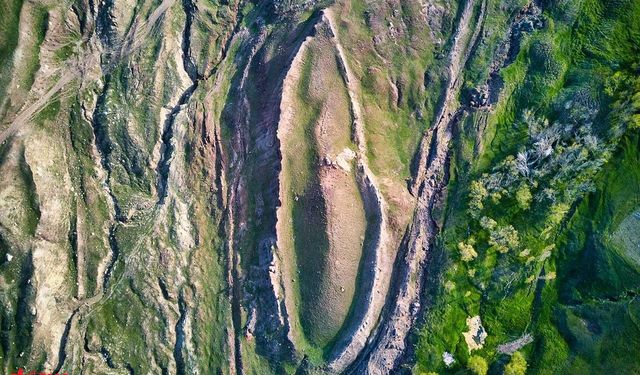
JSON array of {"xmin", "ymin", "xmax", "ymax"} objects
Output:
[
  {"xmin": 551, "ymin": 134, "xmax": 640, "ymax": 374},
  {"xmin": 414, "ymin": 0, "xmax": 640, "ymax": 373}
]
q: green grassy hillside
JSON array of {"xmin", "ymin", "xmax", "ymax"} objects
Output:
[{"xmin": 414, "ymin": 0, "xmax": 640, "ymax": 373}]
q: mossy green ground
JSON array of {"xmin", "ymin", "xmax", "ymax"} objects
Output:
[
  {"xmin": 280, "ymin": 45, "xmax": 332, "ymax": 357},
  {"xmin": 333, "ymin": 0, "xmax": 454, "ymax": 185},
  {"xmin": 415, "ymin": 0, "xmax": 640, "ymax": 373}
]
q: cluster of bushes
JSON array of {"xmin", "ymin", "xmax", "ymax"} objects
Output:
[
  {"xmin": 415, "ymin": 0, "xmax": 640, "ymax": 372},
  {"xmin": 436, "ymin": 88, "xmax": 629, "ymax": 372},
  {"xmin": 465, "ymin": 81, "xmax": 622, "ymax": 250},
  {"xmin": 419, "ymin": 352, "xmax": 528, "ymax": 375},
  {"xmin": 606, "ymin": 64, "xmax": 640, "ymax": 133},
  {"xmin": 434, "ymin": 58, "xmax": 638, "ymax": 370}
]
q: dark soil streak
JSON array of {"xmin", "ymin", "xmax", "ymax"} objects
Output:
[
  {"xmin": 53, "ymin": 308, "xmax": 80, "ymax": 374},
  {"xmin": 173, "ymin": 293, "xmax": 188, "ymax": 375},
  {"xmin": 102, "ymin": 225, "xmax": 120, "ymax": 292}
]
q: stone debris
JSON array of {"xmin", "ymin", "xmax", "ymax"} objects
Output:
[
  {"xmin": 497, "ymin": 333, "xmax": 534, "ymax": 355},
  {"xmin": 443, "ymin": 351, "xmax": 455, "ymax": 367},
  {"xmin": 335, "ymin": 148, "xmax": 357, "ymax": 172},
  {"xmin": 324, "ymin": 147, "xmax": 357, "ymax": 172},
  {"xmin": 463, "ymin": 315, "xmax": 488, "ymax": 352}
]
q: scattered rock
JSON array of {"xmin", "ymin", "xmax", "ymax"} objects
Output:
[
  {"xmin": 497, "ymin": 333, "xmax": 534, "ymax": 355},
  {"xmin": 463, "ymin": 315, "xmax": 487, "ymax": 352},
  {"xmin": 443, "ymin": 351, "xmax": 455, "ymax": 367},
  {"xmin": 468, "ymin": 85, "xmax": 489, "ymax": 108},
  {"xmin": 334, "ymin": 147, "xmax": 357, "ymax": 172}
]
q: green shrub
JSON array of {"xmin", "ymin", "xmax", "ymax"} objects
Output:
[
  {"xmin": 515, "ymin": 184, "xmax": 532, "ymax": 210},
  {"xmin": 458, "ymin": 240, "xmax": 478, "ymax": 262},
  {"xmin": 488, "ymin": 225, "xmax": 520, "ymax": 253},
  {"xmin": 469, "ymin": 180, "xmax": 488, "ymax": 217},
  {"xmin": 504, "ymin": 352, "xmax": 528, "ymax": 375},
  {"xmin": 468, "ymin": 355, "xmax": 488, "ymax": 375}
]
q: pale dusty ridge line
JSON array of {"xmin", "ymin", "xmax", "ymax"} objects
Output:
[
  {"xmin": 323, "ymin": 8, "xmax": 393, "ymax": 374},
  {"xmin": 357, "ymin": 0, "xmax": 483, "ymax": 372},
  {"xmin": 273, "ymin": 34, "xmax": 314, "ymax": 351}
]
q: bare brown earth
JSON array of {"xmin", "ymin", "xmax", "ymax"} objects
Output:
[{"xmin": 322, "ymin": 9, "xmax": 395, "ymax": 373}]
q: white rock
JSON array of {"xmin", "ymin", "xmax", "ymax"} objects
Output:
[
  {"xmin": 443, "ymin": 351, "xmax": 455, "ymax": 367},
  {"xmin": 463, "ymin": 315, "xmax": 487, "ymax": 352}
]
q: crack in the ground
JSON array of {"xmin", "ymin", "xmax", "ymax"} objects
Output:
[
  {"xmin": 156, "ymin": 0, "xmax": 207, "ymax": 204},
  {"xmin": 348, "ymin": 0, "xmax": 486, "ymax": 371},
  {"xmin": 53, "ymin": 308, "xmax": 79, "ymax": 374},
  {"xmin": 173, "ymin": 293, "xmax": 188, "ymax": 375},
  {"xmin": 88, "ymin": 77, "xmax": 126, "ymax": 296}
]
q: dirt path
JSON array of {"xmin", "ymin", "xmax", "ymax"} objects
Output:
[
  {"xmin": 412, "ymin": 0, "xmax": 483, "ymax": 193},
  {"xmin": 0, "ymin": 67, "xmax": 78, "ymax": 144},
  {"xmin": 118, "ymin": 0, "xmax": 176, "ymax": 57}
]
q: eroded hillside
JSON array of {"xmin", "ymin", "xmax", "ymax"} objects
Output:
[{"xmin": 0, "ymin": 0, "xmax": 638, "ymax": 374}]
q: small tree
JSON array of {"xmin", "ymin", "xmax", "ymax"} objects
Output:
[
  {"xmin": 491, "ymin": 191, "xmax": 503, "ymax": 204},
  {"xmin": 504, "ymin": 352, "xmax": 528, "ymax": 375},
  {"xmin": 515, "ymin": 184, "xmax": 533, "ymax": 210},
  {"xmin": 488, "ymin": 225, "xmax": 519, "ymax": 253},
  {"xmin": 468, "ymin": 355, "xmax": 488, "ymax": 375},
  {"xmin": 458, "ymin": 241, "xmax": 478, "ymax": 262},
  {"xmin": 479, "ymin": 216, "xmax": 497, "ymax": 230},
  {"xmin": 631, "ymin": 113, "xmax": 640, "ymax": 130},
  {"xmin": 469, "ymin": 180, "xmax": 488, "ymax": 217},
  {"xmin": 444, "ymin": 280, "xmax": 456, "ymax": 292}
]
